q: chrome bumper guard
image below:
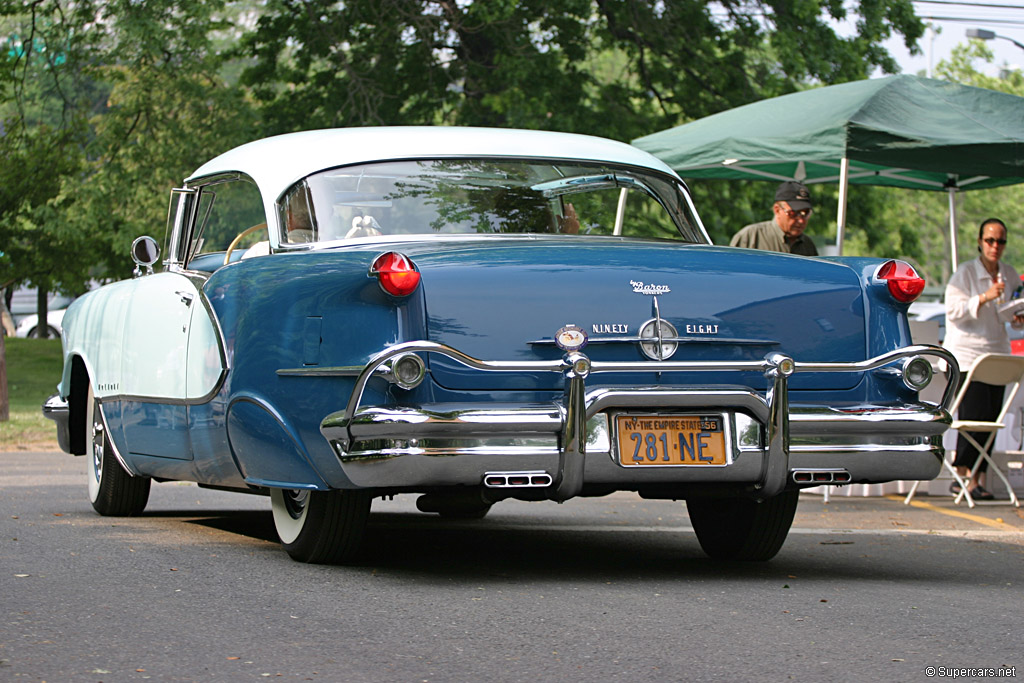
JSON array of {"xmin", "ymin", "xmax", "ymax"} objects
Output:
[
  {"xmin": 42, "ymin": 394, "xmax": 72, "ymax": 454},
  {"xmin": 320, "ymin": 343, "xmax": 959, "ymax": 501}
]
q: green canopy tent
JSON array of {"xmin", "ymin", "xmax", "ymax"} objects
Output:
[{"xmin": 633, "ymin": 75, "xmax": 1024, "ymax": 269}]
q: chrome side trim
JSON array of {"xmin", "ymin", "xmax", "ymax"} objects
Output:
[
  {"xmin": 277, "ymin": 366, "xmax": 364, "ymax": 377},
  {"xmin": 341, "ymin": 404, "xmax": 564, "ymax": 439}
]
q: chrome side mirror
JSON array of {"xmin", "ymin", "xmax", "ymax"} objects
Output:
[{"xmin": 131, "ymin": 236, "xmax": 161, "ymax": 277}]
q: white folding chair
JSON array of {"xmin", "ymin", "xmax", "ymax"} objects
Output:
[{"xmin": 905, "ymin": 353, "xmax": 1024, "ymax": 508}]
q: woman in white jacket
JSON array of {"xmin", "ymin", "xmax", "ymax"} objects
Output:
[{"xmin": 945, "ymin": 218, "xmax": 1024, "ymax": 500}]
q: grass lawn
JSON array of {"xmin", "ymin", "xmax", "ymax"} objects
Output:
[{"xmin": 1, "ymin": 337, "xmax": 63, "ymax": 449}]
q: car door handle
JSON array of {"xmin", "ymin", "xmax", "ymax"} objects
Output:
[{"xmin": 175, "ymin": 291, "xmax": 194, "ymax": 306}]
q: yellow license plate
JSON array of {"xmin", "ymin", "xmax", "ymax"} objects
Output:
[{"xmin": 616, "ymin": 414, "xmax": 728, "ymax": 466}]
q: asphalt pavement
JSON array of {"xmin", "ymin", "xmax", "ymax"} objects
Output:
[{"xmin": 3, "ymin": 448, "xmax": 1023, "ymax": 682}]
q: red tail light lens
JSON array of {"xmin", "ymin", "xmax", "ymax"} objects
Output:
[
  {"xmin": 370, "ymin": 252, "xmax": 421, "ymax": 297},
  {"xmin": 877, "ymin": 260, "xmax": 925, "ymax": 303}
]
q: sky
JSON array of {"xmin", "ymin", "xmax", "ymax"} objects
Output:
[{"xmin": 881, "ymin": 0, "xmax": 1024, "ymax": 77}]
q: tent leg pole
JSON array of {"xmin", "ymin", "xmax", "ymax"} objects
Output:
[
  {"xmin": 948, "ymin": 187, "xmax": 958, "ymax": 273},
  {"xmin": 836, "ymin": 157, "xmax": 850, "ymax": 255}
]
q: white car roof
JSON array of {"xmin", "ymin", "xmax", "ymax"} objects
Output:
[{"xmin": 187, "ymin": 127, "xmax": 682, "ymax": 202}]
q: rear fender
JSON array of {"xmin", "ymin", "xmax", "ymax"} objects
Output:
[
  {"xmin": 226, "ymin": 393, "xmax": 330, "ymax": 490},
  {"xmin": 829, "ymin": 257, "xmax": 917, "ymax": 356}
]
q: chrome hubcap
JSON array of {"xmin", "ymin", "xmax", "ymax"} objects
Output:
[
  {"xmin": 282, "ymin": 490, "xmax": 309, "ymax": 520},
  {"xmin": 91, "ymin": 418, "xmax": 104, "ymax": 482}
]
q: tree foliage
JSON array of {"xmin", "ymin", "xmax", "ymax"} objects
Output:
[
  {"xmin": 1, "ymin": 0, "xmax": 258, "ymax": 293},
  {"xmin": 234, "ymin": 1, "xmax": 923, "ymax": 253},
  {"xmin": 0, "ymin": 0, "xmax": 93, "ymax": 294},
  {"xmin": 241, "ymin": 0, "xmax": 923, "ymax": 141}
]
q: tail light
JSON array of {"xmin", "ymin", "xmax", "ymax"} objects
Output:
[
  {"xmin": 877, "ymin": 260, "xmax": 925, "ymax": 303},
  {"xmin": 370, "ymin": 252, "xmax": 420, "ymax": 297}
]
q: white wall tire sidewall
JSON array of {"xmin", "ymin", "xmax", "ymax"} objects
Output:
[
  {"xmin": 271, "ymin": 488, "xmax": 309, "ymax": 545},
  {"xmin": 86, "ymin": 386, "xmax": 102, "ymax": 504}
]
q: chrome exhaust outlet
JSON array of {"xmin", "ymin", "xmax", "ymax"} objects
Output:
[
  {"xmin": 484, "ymin": 471, "xmax": 553, "ymax": 488},
  {"xmin": 792, "ymin": 469, "xmax": 852, "ymax": 484}
]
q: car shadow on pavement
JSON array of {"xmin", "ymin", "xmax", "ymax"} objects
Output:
[{"xmin": 183, "ymin": 507, "xmax": 1024, "ymax": 583}]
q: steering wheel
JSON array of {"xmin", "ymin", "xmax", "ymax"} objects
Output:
[{"xmin": 223, "ymin": 223, "xmax": 268, "ymax": 266}]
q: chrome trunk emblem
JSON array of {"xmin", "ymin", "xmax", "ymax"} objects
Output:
[{"xmin": 637, "ymin": 296, "xmax": 678, "ymax": 360}]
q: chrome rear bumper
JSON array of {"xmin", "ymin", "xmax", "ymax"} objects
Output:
[{"xmin": 320, "ymin": 342, "xmax": 958, "ymax": 500}]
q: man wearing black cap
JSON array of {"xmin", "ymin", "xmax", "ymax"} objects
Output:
[{"xmin": 729, "ymin": 181, "xmax": 818, "ymax": 256}]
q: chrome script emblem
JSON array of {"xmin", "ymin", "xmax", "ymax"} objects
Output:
[{"xmin": 630, "ymin": 280, "xmax": 671, "ymax": 295}]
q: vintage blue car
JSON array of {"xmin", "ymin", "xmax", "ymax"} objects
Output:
[{"xmin": 44, "ymin": 127, "xmax": 957, "ymax": 563}]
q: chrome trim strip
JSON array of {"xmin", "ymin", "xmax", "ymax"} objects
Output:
[
  {"xmin": 281, "ymin": 356, "xmax": 432, "ymax": 384},
  {"xmin": 90, "ymin": 394, "xmax": 212, "ymax": 407},
  {"xmin": 340, "ymin": 404, "xmax": 564, "ymax": 439},
  {"xmin": 585, "ymin": 388, "xmax": 769, "ymax": 422},
  {"xmin": 277, "ymin": 366, "xmax": 364, "ymax": 377},
  {"xmin": 788, "ymin": 443, "xmax": 938, "ymax": 453},
  {"xmin": 529, "ymin": 336, "xmax": 780, "ymax": 346}
]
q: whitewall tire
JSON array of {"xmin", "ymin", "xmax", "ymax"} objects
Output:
[
  {"xmin": 270, "ymin": 488, "xmax": 371, "ymax": 564},
  {"xmin": 86, "ymin": 385, "xmax": 150, "ymax": 516}
]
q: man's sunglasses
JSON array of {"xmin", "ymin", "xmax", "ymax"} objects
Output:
[
  {"xmin": 983, "ymin": 237, "xmax": 1007, "ymax": 246},
  {"xmin": 784, "ymin": 208, "xmax": 812, "ymax": 219}
]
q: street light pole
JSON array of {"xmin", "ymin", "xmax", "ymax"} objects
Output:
[{"xmin": 966, "ymin": 28, "xmax": 1024, "ymax": 53}]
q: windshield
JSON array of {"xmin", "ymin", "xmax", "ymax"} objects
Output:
[{"xmin": 276, "ymin": 159, "xmax": 706, "ymax": 245}]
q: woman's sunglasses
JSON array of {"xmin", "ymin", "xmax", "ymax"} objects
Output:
[{"xmin": 983, "ymin": 237, "xmax": 1007, "ymax": 246}]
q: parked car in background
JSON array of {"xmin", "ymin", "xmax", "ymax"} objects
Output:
[
  {"xmin": 15, "ymin": 309, "xmax": 67, "ymax": 339},
  {"xmin": 8, "ymin": 287, "xmax": 76, "ymax": 338},
  {"xmin": 43, "ymin": 127, "xmax": 957, "ymax": 565}
]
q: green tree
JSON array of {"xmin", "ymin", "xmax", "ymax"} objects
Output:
[
  {"xmin": 1, "ymin": 1, "xmax": 96, "ymax": 343},
  {"xmin": 0, "ymin": 0, "xmax": 257, "ymax": 418},
  {"xmin": 238, "ymin": 1, "xmax": 923, "ymax": 253},
  {"xmin": 61, "ymin": 0, "xmax": 259, "ymax": 281},
  {"xmin": 241, "ymin": 0, "xmax": 923, "ymax": 141}
]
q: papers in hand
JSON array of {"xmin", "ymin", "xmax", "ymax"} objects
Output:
[{"xmin": 997, "ymin": 297, "xmax": 1024, "ymax": 321}]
